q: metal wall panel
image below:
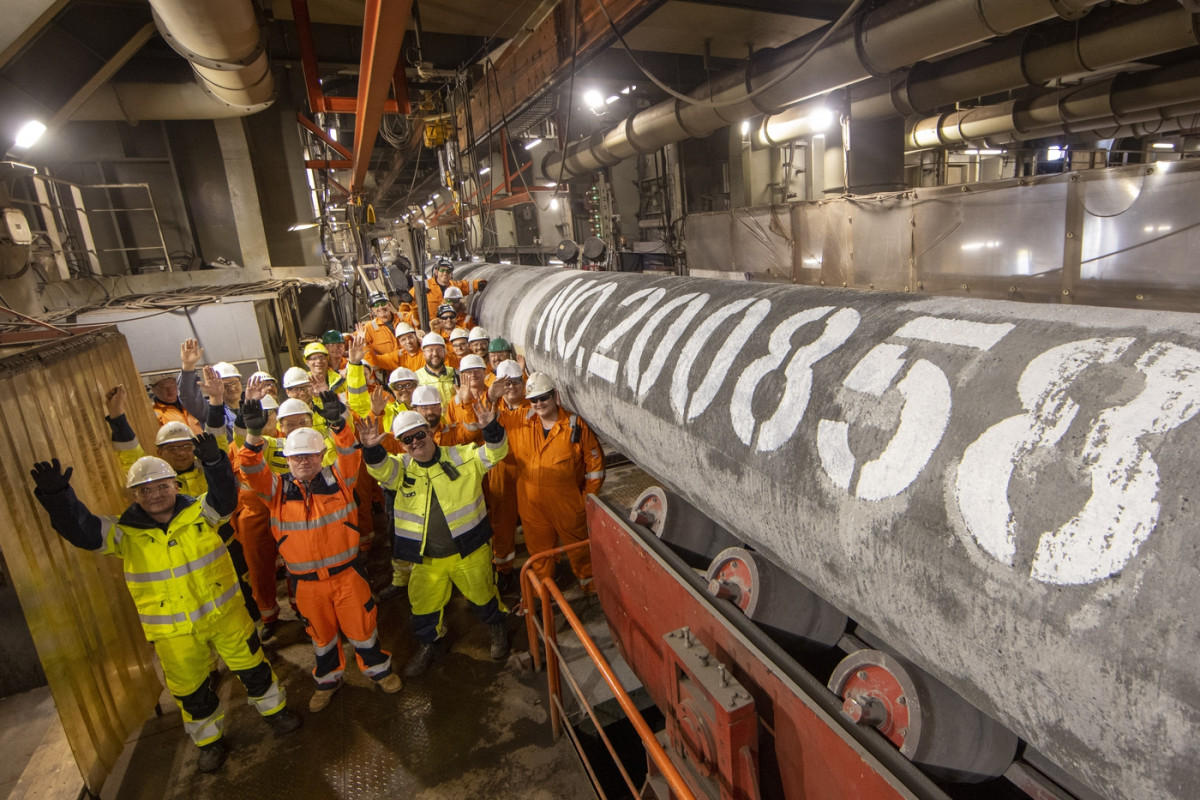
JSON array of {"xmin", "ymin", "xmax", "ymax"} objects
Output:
[{"xmin": 0, "ymin": 328, "xmax": 162, "ymax": 795}]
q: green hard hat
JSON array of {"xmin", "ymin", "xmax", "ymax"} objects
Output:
[
  {"xmin": 488, "ymin": 337, "xmax": 511, "ymax": 353},
  {"xmin": 321, "ymin": 330, "xmax": 345, "ymax": 344}
]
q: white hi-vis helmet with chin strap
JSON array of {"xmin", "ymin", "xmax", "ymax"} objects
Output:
[
  {"xmin": 282, "ymin": 427, "xmax": 326, "ymax": 457},
  {"xmin": 154, "ymin": 421, "xmax": 194, "ymax": 447},
  {"xmin": 392, "ymin": 410, "xmax": 428, "ymax": 438},
  {"xmin": 282, "ymin": 367, "xmax": 311, "ymax": 389},
  {"xmin": 127, "ymin": 456, "xmax": 177, "ymax": 488},
  {"xmin": 525, "ymin": 372, "xmax": 555, "ymax": 399}
]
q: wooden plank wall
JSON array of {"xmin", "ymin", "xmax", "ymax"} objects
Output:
[{"xmin": 0, "ymin": 328, "xmax": 163, "ymax": 795}]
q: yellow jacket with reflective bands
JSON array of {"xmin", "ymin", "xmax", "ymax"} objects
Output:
[{"xmin": 367, "ymin": 433, "xmax": 507, "ymax": 562}]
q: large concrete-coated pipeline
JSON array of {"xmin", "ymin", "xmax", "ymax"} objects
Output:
[{"xmin": 464, "ymin": 264, "xmax": 1200, "ymax": 800}]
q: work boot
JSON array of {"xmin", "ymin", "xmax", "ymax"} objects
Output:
[
  {"xmin": 404, "ymin": 639, "xmax": 447, "ymax": 678},
  {"xmin": 263, "ymin": 707, "xmax": 303, "ymax": 736},
  {"xmin": 378, "ymin": 584, "xmax": 407, "ymax": 603},
  {"xmin": 197, "ymin": 739, "xmax": 227, "ymax": 773},
  {"xmin": 376, "ymin": 673, "xmax": 403, "ymax": 694},
  {"xmin": 261, "ymin": 620, "xmax": 280, "ymax": 642},
  {"xmin": 308, "ymin": 683, "xmax": 340, "ymax": 713},
  {"xmin": 495, "ymin": 570, "xmax": 515, "ymax": 595},
  {"xmin": 489, "ymin": 622, "xmax": 510, "ymax": 661}
]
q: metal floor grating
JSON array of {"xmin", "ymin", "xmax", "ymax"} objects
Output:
[{"xmin": 102, "ymin": 544, "xmax": 595, "ymax": 800}]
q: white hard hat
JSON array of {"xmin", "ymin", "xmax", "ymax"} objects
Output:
[
  {"xmin": 213, "ymin": 362, "xmax": 240, "ymax": 380},
  {"xmin": 260, "ymin": 395, "xmax": 280, "ymax": 411},
  {"xmin": 277, "ymin": 398, "xmax": 312, "ymax": 418},
  {"xmin": 443, "ymin": 286, "xmax": 464, "ymax": 300},
  {"xmin": 411, "ymin": 385, "xmax": 442, "ymax": 407},
  {"xmin": 391, "ymin": 410, "xmax": 428, "ymax": 438},
  {"xmin": 395, "ymin": 322, "xmax": 416, "ymax": 337},
  {"xmin": 421, "ymin": 332, "xmax": 445, "ymax": 349},
  {"xmin": 459, "ymin": 354, "xmax": 486, "ymax": 372},
  {"xmin": 154, "ymin": 421, "xmax": 193, "ymax": 447},
  {"xmin": 282, "ymin": 366, "xmax": 311, "ymax": 389},
  {"xmin": 250, "ymin": 370, "xmax": 275, "ymax": 383},
  {"xmin": 468, "ymin": 326, "xmax": 488, "ymax": 343},
  {"xmin": 525, "ymin": 372, "xmax": 556, "ymax": 399},
  {"xmin": 449, "ymin": 327, "xmax": 468, "ymax": 341},
  {"xmin": 388, "ymin": 367, "xmax": 418, "ymax": 386},
  {"xmin": 496, "ymin": 360, "xmax": 523, "ymax": 381},
  {"xmin": 282, "ymin": 427, "xmax": 326, "ymax": 457},
  {"xmin": 127, "ymin": 456, "xmax": 176, "ymax": 488}
]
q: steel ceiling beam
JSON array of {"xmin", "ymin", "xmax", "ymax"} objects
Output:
[{"xmin": 350, "ymin": 0, "xmax": 414, "ymax": 195}]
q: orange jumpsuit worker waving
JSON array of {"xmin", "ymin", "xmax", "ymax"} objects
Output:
[
  {"xmin": 495, "ymin": 372, "xmax": 605, "ymax": 593},
  {"xmin": 240, "ymin": 392, "xmax": 403, "ymax": 712}
]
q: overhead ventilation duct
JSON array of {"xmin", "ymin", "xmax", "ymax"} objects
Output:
[
  {"xmin": 759, "ymin": 0, "xmax": 1199, "ymax": 145},
  {"xmin": 542, "ymin": 0, "xmax": 1115, "ymax": 178},
  {"xmin": 73, "ymin": 0, "xmax": 274, "ymax": 122},
  {"xmin": 905, "ymin": 60, "xmax": 1200, "ymax": 148}
]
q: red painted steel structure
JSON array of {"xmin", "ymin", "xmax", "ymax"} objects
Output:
[
  {"xmin": 584, "ymin": 495, "xmax": 924, "ymax": 800},
  {"xmin": 351, "ymin": 0, "xmax": 414, "ymax": 193}
]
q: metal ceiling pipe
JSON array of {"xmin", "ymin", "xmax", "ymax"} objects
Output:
[
  {"xmin": 543, "ymin": 0, "xmax": 1110, "ymax": 178},
  {"xmin": 905, "ymin": 60, "xmax": 1200, "ymax": 148},
  {"xmin": 71, "ymin": 81, "xmax": 268, "ymax": 122},
  {"xmin": 146, "ymin": 0, "xmax": 275, "ymax": 112},
  {"xmin": 761, "ymin": 0, "xmax": 1198, "ymax": 144}
]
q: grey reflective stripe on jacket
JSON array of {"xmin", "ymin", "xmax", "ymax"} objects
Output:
[{"xmin": 124, "ymin": 542, "xmax": 229, "ymax": 583}]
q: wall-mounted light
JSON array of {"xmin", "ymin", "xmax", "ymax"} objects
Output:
[
  {"xmin": 14, "ymin": 120, "xmax": 46, "ymax": 149},
  {"xmin": 808, "ymin": 108, "xmax": 835, "ymax": 132},
  {"xmin": 740, "ymin": 120, "xmax": 751, "ymax": 136},
  {"xmin": 327, "ymin": 127, "xmax": 338, "ymax": 141},
  {"xmin": 1152, "ymin": 142, "xmax": 1176, "ymax": 150},
  {"xmin": 550, "ymin": 198, "xmax": 559, "ymax": 210},
  {"xmin": 584, "ymin": 90, "xmax": 604, "ymax": 109}
]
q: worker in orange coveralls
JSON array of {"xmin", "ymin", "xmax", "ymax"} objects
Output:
[
  {"xmin": 239, "ymin": 392, "xmax": 402, "ymax": 712},
  {"xmin": 493, "ymin": 372, "xmax": 605, "ymax": 592},
  {"xmin": 484, "ymin": 360, "xmax": 528, "ymax": 593}
]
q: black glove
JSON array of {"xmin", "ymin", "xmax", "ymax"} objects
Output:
[
  {"xmin": 31, "ymin": 459, "xmax": 73, "ymax": 494},
  {"xmin": 242, "ymin": 399, "xmax": 267, "ymax": 435},
  {"xmin": 477, "ymin": 279, "xmax": 488, "ymax": 290},
  {"xmin": 192, "ymin": 433, "xmax": 222, "ymax": 464},
  {"xmin": 316, "ymin": 391, "xmax": 344, "ymax": 424}
]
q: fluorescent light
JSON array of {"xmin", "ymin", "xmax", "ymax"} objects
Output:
[
  {"xmin": 479, "ymin": 166, "xmax": 490, "ymax": 175},
  {"xmin": 542, "ymin": 180, "xmax": 557, "ymax": 187},
  {"xmin": 964, "ymin": 148, "xmax": 1004, "ymax": 156},
  {"xmin": 550, "ymin": 198, "xmax": 559, "ymax": 210},
  {"xmin": 584, "ymin": 90, "xmax": 604, "ymax": 108},
  {"xmin": 605, "ymin": 95, "xmax": 620, "ymax": 104},
  {"xmin": 1046, "ymin": 145, "xmax": 1064, "ymax": 161},
  {"xmin": 524, "ymin": 138, "xmax": 543, "ymax": 150},
  {"xmin": 620, "ymin": 87, "xmax": 631, "ymax": 95},
  {"xmin": 287, "ymin": 221, "xmax": 320, "ymax": 232},
  {"xmin": 14, "ymin": 120, "xmax": 46, "ymax": 149},
  {"xmin": 740, "ymin": 120, "xmax": 750, "ymax": 136},
  {"xmin": 327, "ymin": 127, "xmax": 337, "ymax": 141},
  {"xmin": 1152, "ymin": 142, "xmax": 1175, "ymax": 150}
]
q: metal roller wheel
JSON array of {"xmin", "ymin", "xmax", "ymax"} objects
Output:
[
  {"xmin": 704, "ymin": 547, "xmax": 847, "ymax": 649},
  {"xmin": 629, "ymin": 487, "xmax": 744, "ymax": 569},
  {"xmin": 828, "ymin": 649, "xmax": 1018, "ymax": 783}
]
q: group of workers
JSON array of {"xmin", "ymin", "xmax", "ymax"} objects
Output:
[{"xmin": 29, "ymin": 259, "xmax": 606, "ymax": 774}]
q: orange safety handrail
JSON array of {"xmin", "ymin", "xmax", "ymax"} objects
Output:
[{"xmin": 519, "ymin": 544, "xmax": 697, "ymax": 800}]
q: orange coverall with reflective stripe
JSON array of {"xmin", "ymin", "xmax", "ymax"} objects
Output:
[
  {"xmin": 487, "ymin": 399, "xmax": 528, "ymax": 573},
  {"xmin": 500, "ymin": 406, "xmax": 605, "ymax": 583},
  {"xmin": 242, "ymin": 425, "xmax": 392, "ymax": 685},
  {"xmin": 228, "ymin": 441, "xmax": 281, "ymax": 623}
]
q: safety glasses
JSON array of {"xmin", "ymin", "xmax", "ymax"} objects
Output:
[
  {"xmin": 400, "ymin": 429, "xmax": 428, "ymax": 446},
  {"xmin": 528, "ymin": 393, "xmax": 553, "ymax": 405}
]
